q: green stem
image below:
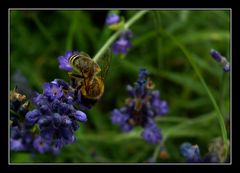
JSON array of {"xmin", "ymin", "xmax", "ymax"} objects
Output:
[
  {"xmin": 157, "ymin": 116, "xmax": 189, "ymax": 123},
  {"xmin": 164, "ymin": 30, "xmax": 229, "ymax": 159},
  {"xmin": 124, "ymin": 10, "xmax": 148, "ymax": 29},
  {"xmin": 93, "ymin": 10, "xmax": 148, "ymax": 62},
  {"xmin": 164, "ymin": 112, "xmax": 216, "ymax": 138},
  {"xmin": 152, "ymin": 142, "xmax": 161, "ymax": 162},
  {"xmin": 219, "ymin": 71, "xmax": 226, "ymax": 113},
  {"xmin": 152, "ymin": 112, "xmax": 216, "ymax": 162},
  {"xmin": 93, "ymin": 29, "xmax": 122, "ymax": 62}
]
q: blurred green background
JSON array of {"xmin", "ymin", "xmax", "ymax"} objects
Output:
[{"xmin": 10, "ymin": 10, "xmax": 230, "ymax": 163}]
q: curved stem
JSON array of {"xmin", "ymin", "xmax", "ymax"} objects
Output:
[
  {"xmin": 93, "ymin": 10, "xmax": 148, "ymax": 62},
  {"xmin": 219, "ymin": 72, "xmax": 227, "ymax": 113},
  {"xmin": 163, "ymin": 30, "xmax": 229, "ymax": 159},
  {"xmin": 93, "ymin": 29, "xmax": 122, "ymax": 62}
]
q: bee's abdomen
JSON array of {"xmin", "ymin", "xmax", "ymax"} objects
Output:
[{"xmin": 69, "ymin": 54, "xmax": 81, "ymax": 67}]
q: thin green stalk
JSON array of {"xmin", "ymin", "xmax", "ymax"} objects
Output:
[
  {"xmin": 93, "ymin": 29, "xmax": 122, "ymax": 62},
  {"xmin": 219, "ymin": 72, "xmax": 227, "ymax": 114},
  {"xmin": 124, "ymin": 10, "xmax": 148, "ymax": 29},
  {"xmin": 157, "ymin": 116, "xmax": 189, "ymax": 123},
  {"xmin": 152, "ymin": 142, "xmax": 161, "ymax": 162},
  {"xmin": 93, "ymin": 10, "xmax": 148, "ymax": 62},
  {"xmin": 164, "ymin": 112, "xmax": 216, "ymax": 138},
  {"xmin": 152, "ymin": 112, "xmax": 216, "ymax": 162},
  {"xmin": 163, "ymin": 30, "xmax": 229, "ymax": 158}
]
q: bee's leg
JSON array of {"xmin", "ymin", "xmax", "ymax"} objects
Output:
[{"xmin": 68, "ymin": 73, "xmax": 76, "ymax": 88}]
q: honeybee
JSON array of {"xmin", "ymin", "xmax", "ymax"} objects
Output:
[
  {"xmin": 68, "ymin": 52, "xmax": 101, "ymax": 79},
  {"xmin": 68, "ymin": 49, "xmax": 111, "ymax": 107}
]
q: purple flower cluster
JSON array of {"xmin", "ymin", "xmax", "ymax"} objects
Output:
[
  {"xmin": 105, "ymin": 13, "xmax": 121, "ymax": 25},
  {"xmin": 10, "ymin": 78, "xmax": 88, "ymax": 155},
  {"xmin": 105, "ymin": 12, "xmax": 133, "ymax": 55},
  {"xmin": 112, "ymin": 30, "xmax": 133, "ymax": 55},
  {"xmin": 210, "ymin": 49, "xmax": 230, "ymax": 72},
  {"xmin": 111, "ymin": 68, "xmax": 168, "ymax": 144},
  {"xmin": 10, "ymin": 126, "xmax": 33, "ymax": 152},
  {"xmin": 10, "ymin": 90, "xmax": 35, "ymax": 152},
  {"xmin": 105, "ymin": 12, "xmax": 124, "ymax": 31},
  {"xmin": 180, "ymin": 143, "xmax": 201, "ymax": 162},
  {"xmin": 25, "ymin": 79, "xmax": 87, "ymax": 154},
  {"xmin": 180, "ymin": 138, "xmax": 229, "ymax": 163}
]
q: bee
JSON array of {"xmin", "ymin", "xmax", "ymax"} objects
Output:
[
  {"xmin": 68, "ymin": 49, "xmax": 111, "ymax": 108},
  {"xmin": 68, "ymin": 52, "xmax": 101, "ymax": 79}
]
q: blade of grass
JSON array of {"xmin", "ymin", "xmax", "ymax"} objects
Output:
[
  {"xmin": 151, "ymin": 111, "xmax": 217, "ymax": 162},
  {"xmin": 133, "ymin": 30, "xmax": 229, "ymax": 47},
  {"xmin": 119, "ymin": 59, "xmax": 217, "ymax": 96},
  {"xmin": 162, "ymin": 29, "xmax": 229, "ymax": 159}
]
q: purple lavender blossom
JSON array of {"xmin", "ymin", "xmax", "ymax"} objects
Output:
[
  {"xmin": 111, "ymin": 108, "xmax": 133, "ymax": 132},
  {"xmin": 210, "ymin": 49, "xmax": 230, "ymax": 73},
  {"xmin": 33, "ymin": 136, "xmax": 50, "ymax": 154},
  {"xmin": 58, "ymin": 50, "xmax": 80, "ymax": 71},
  {"xmin": 105, "ymin": 13, "xmax": 120, "ymax": 25},
  {"xmin": 25, "ymin": 109, "xmax": 41, "ymax": 125},
  {"xmin": 223, "ymin": 63, "xmax": 230, "ymax": 72},
  {"xmin": 11, "ymin": 49, "xmax": 96, "ymax": 155},
  {"xmin": 105, "ymin": 12, "xmax": 125, "ymax": 31},
  {"xmin": 112, "ymin": 30, "xmax": 133, "ymax": 55},
  {"xmin": 10, "ymin": 138, "xmax": 25, "ymax": 151},
  {"xmin": 111, "ymin": 68, "xmax": 168, "ymax": 144},
  {"xmin": 75, "ymin": 110, "xmax": 87, "ymax": 122},
  {"xmin": 43, "ymin": 82, "xmax": 63, "ymax": 100},
  {"xmin": 28, "ymin": 79, "xmax": 87, "ymax": 154},
  {"xmin": 180, "ymin": 142, "xmax": 201, "ymax": 162},
  {"xmin": 180, "ymin": 139, "xmax": 228, "ymax": 163},
  {"xmin": 10, "ymin": 126, "xmax": 35, "ymax": 153},
  {"xmin": 10, "ymin": 78, "xmax": 88, "ymax": 155},
  {"xmin": 210, "ymin": 49, "xmax": 222, "ymax": 62},
  {"xmin": 10, "ymin": 90, "xmax": 35, "ymax": 153},
  {"xmin": 141, "ymin": 123, "xmax": 162, "ymax": 144},
  {"xmin": 151, "ymin": 91, "xmax": 168, "ymax": 115}
]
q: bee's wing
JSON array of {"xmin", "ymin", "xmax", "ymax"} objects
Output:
[{"xmin": 95, "ymin": 48, "xmax": 112, "ymax": 80}]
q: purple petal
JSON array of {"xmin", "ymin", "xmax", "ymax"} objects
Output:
[
  {"xmin": 106, "ymin": 13, "xmax": 120, "ymax": 25},
  {"xmin": 75, "ymin": 111, "xmax": 87, "ymax": 122},
  {"xmin": 10, "ymin": 138, "xmax": 24, "ymax": 151}
]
